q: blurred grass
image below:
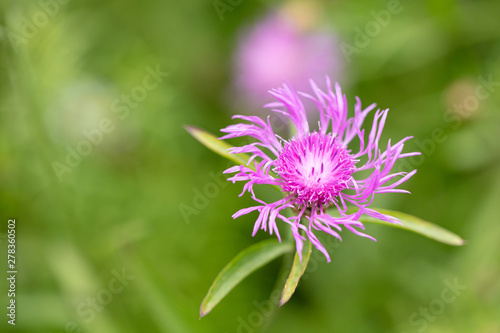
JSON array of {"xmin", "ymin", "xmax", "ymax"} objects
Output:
[{"xmin": 1, "ymin": 0, "xmax": 500, "ymax": 332}]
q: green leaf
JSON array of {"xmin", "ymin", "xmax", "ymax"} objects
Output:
[
  {"xmin": 185, "ymin": 125, "xmax": 251, "ymax": 168},
  {"xmin": 356, "ymin": 208, "xmax": 465, "ymax": 246},
  {"xmin": 185, "ymin": 125, "xmax": 281, "ymax": 191},
  {"xmin": 200, "ymin": 239, "xmax": 293, "ymax": 317},
  {"xmin": 280, "ymin": 239, "xmax": 312, "ymax": 306}
]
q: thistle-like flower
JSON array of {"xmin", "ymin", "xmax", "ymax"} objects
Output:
[
  {"xmin": 220, "ymin": 78, "xmax": 419, "ymax": 262},
  {"xmin": 233, "ymin": 12, "xmax": 342, "ymax": 109}
]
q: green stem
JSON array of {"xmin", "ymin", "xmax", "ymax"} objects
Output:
[{"xmin": 258, "ymin": 209, "xmax": 297, "ymax": 333}]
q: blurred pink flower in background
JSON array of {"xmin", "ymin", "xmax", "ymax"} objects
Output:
[{"xmin": 232, "ymin": 3, "xmax": 343, "ymax": 112}]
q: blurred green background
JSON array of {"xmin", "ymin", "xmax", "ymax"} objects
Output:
[{"xmin": 1, "ymin": 0, "xmax": 500, "ymax": 332}]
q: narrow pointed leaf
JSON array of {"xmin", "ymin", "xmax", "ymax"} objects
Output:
[
  {"xmin": 357, "ymin": 208, "xmax": 465, "ymax": 246},
  {"xmin": 185, "ymin": 125, "xmax": 251, "ymax": 167},
  {"xmin": 200, "ymin": 239, "xmax": 293, "ymax": 317},
  {"xmin": 280, "ymin": 239, "xmax": 312, "ymax": 306},
  {"xmin": 185, "ymin": 125, "xmax": 281, "ymax": 191}
]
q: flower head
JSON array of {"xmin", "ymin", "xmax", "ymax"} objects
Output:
[
  {"xmin": 220, "ymin": 78, "xmax": 419, "ymax": 262},
  {"xmin": 275, "ymin": 131, "xmax": 356, "ymax": 206},
  {"xmin": 233, "ymin": 12, "xmax": 342, "ymax": 109}
]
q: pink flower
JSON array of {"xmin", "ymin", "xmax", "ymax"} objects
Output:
[
  {"xmin": 220, "ymin": 78, "xmax": 419, "ymax": 262},
  {"xmin": 233, "ymin": 13, "xmax": 342, "ymax": 108}
]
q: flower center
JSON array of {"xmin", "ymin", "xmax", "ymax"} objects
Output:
[{"xmin": 275, "ymin": 132, "xmax": 356, "ymax": 206}]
